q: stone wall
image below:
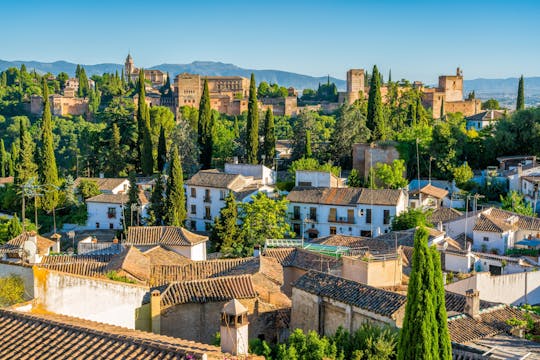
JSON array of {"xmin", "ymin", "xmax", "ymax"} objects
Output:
[
  {"xmin": 352, "ymin": 143, "xmax": 401, "ymax": 178},
  {"xmin": 33, "ymin": 267, "xmax": 149, "ymax": 329},
  {"xmin": 0, "ymin": 261, "xmax": 34, "ymax": 298}
]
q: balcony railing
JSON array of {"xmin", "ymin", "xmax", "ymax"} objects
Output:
[
  {"xmin": 328, "ymin": 216, "xmax": 355, "ymax": 224},
  {"xmin": 204, "ymin": 215, "xmax": 212, "ymax": 220},
  {"xmin": 203, "ymin": 196, "xmax": 212, "ymax": 203}
]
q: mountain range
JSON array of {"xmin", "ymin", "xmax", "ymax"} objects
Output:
[{"xmin": 1, "ymin": 59, "xmax": 539, "ymax": 106}]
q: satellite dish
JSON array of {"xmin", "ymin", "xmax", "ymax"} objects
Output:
[{"xmin": 23, "ymin": 240, "xmax": 37, "ymax": 261}]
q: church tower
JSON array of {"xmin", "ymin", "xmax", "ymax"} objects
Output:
[{"xmin": 125, "ymin": 53, "xmax": 134, "ymax": 83}]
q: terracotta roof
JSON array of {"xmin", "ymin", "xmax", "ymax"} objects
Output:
[
  {"xmin": 444, "ymin": 291, "xmax": 499, "ymax": 314},
  {"xmin": 487, "ymin": 207, "xmax": 540, "ymax": 232},
  {"xmin": 74, "ymin": 177, "xmax": 128, "ymax": 192},
  {"xmin": 85, "ymin": 193, "xmax": 128, "ymax": 204},
  {"xmin": 373, "ymin": 227, "xmax": 444, "ymax": 248},
  {"xmin": 127, "ymin": 226, "xmax": 208, "ymax": 246},
  {"xmin": 159, "ymin": 275, "xmax": 257, "ymax": 309},
  {"xmin": 143, "ymin": 245, "xmax": 193, "ymax": 266},
  {"xmin": 41, "ymin": 254, "xmax": 114, "ymax": 265},
  {"xmin": 428, "ymin": 207, "xmax": 463, "ymax": 224},
  {"xmin": 312, "ymin": 235, "xmax": 390, "ymax": 252},
  {"xmin": 186, "ymin": 170, "xmax": 244, "ymax": 189},
  {"xmin": 465, "ymin": 110, "xmax": 506, "ymax": 122},
  {"xmin": 105, "ymin": 246, "xmax": 150, "ymax": 281},
  {"xmin": 293, "ymin": 271, "xmax": 406, "ymax": 318},
  {"xmin": 263, "ymin": 248, "xmax": 341, "ymax": 272},
  {"xmin": 0, "ymin": 309, "xmax": 224, "ymax": 359},
  {"xmin": 287, "ymin": 187, "xmax": 404, "ymax": 206},
  {"xmin": 473, "ymin": 213, "xmax": 515, "ymax": 233},
  {"xmin": 149, "ymin": 257, "xmax": 256, "ymax": 286},
  {"xmin": 0, "ymin": 232, "xmax": 56, "ymax": 255},
  {"xmin": 410, "ymin": 184, "xmax": 448, "ymax": 199},
  {"xmin": 448, "ymin": 306, "xmax": 540, "ymax": 345}
]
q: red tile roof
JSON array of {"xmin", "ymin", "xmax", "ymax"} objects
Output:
[{"xmin": 126, "ymin": 226, "xmax": 208, "ymax": 246}]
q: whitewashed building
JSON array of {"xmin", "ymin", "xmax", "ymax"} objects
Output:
[
  {"xmin": 185, "ymin": 165, "xmax": 275, "ymax": 232},
  {"xmin": 85, "ymin": 192, "xmax": 149, "ymax": 230},
  {"xmin": 465, "ymin": 110, "xmax": 506, "ymax": 131},
  {"xmin": 74, "ymin": 177, "xmax": 130, "ymax": 195}
]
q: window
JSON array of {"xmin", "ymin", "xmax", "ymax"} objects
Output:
[
  {"xmin": 347, "ymin": 209, "xmax": 354, "ymax": 224},
  {"xmin": 96, "ymin": 222, "xmax": 100, "ymax": 229},
  {"xmin": 293, "ymin": 206, "xmax": 300, "ymax": 220},
  {"xmin": 293, "ymin": 223, "xmax": 301, "ymax": 235},
  {"xmin": 361, "ymin": 230, "xmax": 372, "ymax": 237},
  {"xmin": 204, "ymin": 189, "xmax": 211, "ymax": 203},
  {"xmin": 383, "ymin": 210, "xmax": 390, "ymax": 225},
  {"xmin": 298, "ymin": 181, "xmax": 312, "ymax": 187},
  {"xmin": 205, "ymin": 206, "xmax": 211, "ymax": 220},
  {"xmin": 366, "ymin": 209, "xmax": 372, "ymax": 224},
  {"xmin": 483, "ymin": 236, "xmax": 489, "ymax": 242},
  {"xmin": 191, "ymin": 205, "xmax": 196, "ymax": 214},
  {"xmin": 309, "ymin": 207, "xmax": 317, "ymax": 221},
  {"xmin": 329, "ymin": 208, "xmax": 337, "ymax": 222},
  {"xmin": 220, "ymin": 190, "xmax": 227, "ymax": 200},
  {"xmin": 205, "ymin": 222, "xmax": 212, "ymax": 231},
  {"xmin": 330, "ymin": 226, "xmax": 337, "ymax": 235},
  {"xmin": 109, "ymin": 223, "xmax": 114, "ymax": 229},
  {"xmin": 107, "ymin": 207, "xmax": 116, "ymax": 219},
  {"xmin": 191, "ymin": 188, "xmax": 196, "ymax": 198},
  {"xmin": 190, "ymin": 220, "xmax": 196, "ymax": 230}
]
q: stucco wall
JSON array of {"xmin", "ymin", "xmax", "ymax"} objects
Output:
[
  {"xmin": 86, "ymin": 202, "xmax": 124, "ymax": 230},
  {"xmin": 445, "ymin": 271, "xmax": 540, "ymax": 305},
  {"xmin": 342, "ymin": 257, "xmax": 402, "ymax": 287},
  {"xmin": 33, "ymin": 268, "xmax": 149, "ymax": 329},
  {"xmin": 0, "ymin": 262, "xmax": 34, "ymax": 298}
]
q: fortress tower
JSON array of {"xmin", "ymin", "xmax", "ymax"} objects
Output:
[{"xmin": 346, "ymin": 69, "xmax": 365, "ymax": 104}]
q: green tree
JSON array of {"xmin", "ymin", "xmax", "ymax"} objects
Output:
[
  {"xmin": 198, "ymin": 79, "xmax": 213, "ymax": 169},
  {"xmin": 157, "ymin": 126, "xmax": 167, "ymax": 172},
  {"xmin": 147, "ymin": 174, "xmax": 165, "ymax": 226},
  {"xmin": 398, "ymin": 227, "xmax": 439, "ymax": 360},
  {"xmin": 482, "ymin": 98, "xmax": 500, "ymax": 110},
  {"xmin": 304, "ymin": 130, "xmax": 313, "ymax": 158},
  {"xmin": 328, "ymin": 104, "xmax": 370, "ymax": 167},
  {"xmin": 374, "ymin": 159, "xmax": 407, "ymax": 189},
  {"xmin": 77, "ymin": 179, "xmax": 100, "ymax": 199},
  {"xmin": 501, "ymin": 191, "xmax": 534, "ymax": 216},
  {"xmin": 6, "ymin": 215, "xmax": 23, "ymax": 240},
  {"xmin": 141, "ymin": 117, "xmax": 154, "ymax": 175},
  {"xmin": 210, "ymin": 192, "xmax": 241, "ymax": 256},
  {"xmin": 367, "ymin": 65, "xmax": 385, "ymax": 140},
  {"xmin": 392, "ymin": 208, "xmax": 432, "ymax": 231},
  {"xmin": 516, "ymin": 75, "xmax": 525, "ymax": 111},
  {"xmin": 239, "ymin": 193, "xmax": 291, "ymax": 253},
  {"xmin": 262, "ymin": 108, "xmax": 275, "ymax": 166},
  {"xmin": 452, "ymin": 162, "xmax": 474, "ymax": 188},
  {"xmin": 125, "ymin": 172, "xmax": 140, "ymax": 226},
  {"xmin": 38, "ymin": 78, "xmax": 60, "ymax": 212},
  {"xmin": 14, "ymin": 118, "xmax": 37, "ymax": 186},
  {"xmin": 77, "ymin": 66, "xmax": 89, "ymax": 98},
  {"xmin": 0, "ymin": 275, "xmax": 24, "ymax": 307},
  {"xmin": 136, "ymin": 69, "xmax": 147, "ymax": 171},
  {"xmin": 164, "ymin": 146, "xmax": 186, "ymax": 226},
  {"xmin": 0, "ymin": 139, "xmax": 6, "ymax": 177},
  {"xmin": 347, "ymin": 169, "xmax": 361, "ymax": 187},
  {"xmin": 431, "ymin": 247, "xmax": 452, "ymax": 359},
  {"xmin": 106, "ymin": 123, "xmax": 124, "ymax": 177},
  {"xmin": 288, "ymin": 157, "xmax": 341, "ymax": 180},
  {"xmin": 245, "ymin": 73, "xmax": 259, "ymax": 164}
]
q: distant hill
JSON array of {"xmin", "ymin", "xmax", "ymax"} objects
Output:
[
  {"xmin": 463, "ymin": 77, "xmax": 540, "ymax": 108},
  {"xmin": 0, "ymin": 59, "xmax": 345, "ymax": 91}
]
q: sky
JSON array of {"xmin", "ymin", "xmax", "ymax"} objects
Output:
[{"xmin": 2, "ymin": 0, "xmax": 539, "ymax": 83}]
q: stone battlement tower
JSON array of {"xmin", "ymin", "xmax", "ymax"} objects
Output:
[{"xmin": 346, "ymin": 69, "xmax": 365, "ymax": 104}]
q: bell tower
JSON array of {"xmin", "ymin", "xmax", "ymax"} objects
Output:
[{"xmin": 125, "ymin": 53, "xmax": 134, "ymax": 83}]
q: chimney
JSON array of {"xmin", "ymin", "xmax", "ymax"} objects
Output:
[
  {"xmin": 253, "ymin": 245, "xmax": 260, "ymax": 257},
  {"xmin": 91, "ymin": 236, "xmax": 98, "ymax": 244},
  {"xmin": 150, "ymin": 290, "xmax": 161, "ymax": 334},
  {"xmin": 220, "ymin": 299, "xmax": 249, "ymax": 356},
  {"xmin": 51, "ymin": 233, "xmax": 62, "ymax": 253},
  {"xmin": 113, "ymin": 237, "xmax": 119, "ymax": 244},
  {"xmin": 99, "ymin": 172, "xmax": 105, "ymax": 179},
  {"xmin": 464, "ymin": 289, "xmax": 480, "ymax": 319},
  {"xmin": 233, "ymin": 156, "xmax": 239, "ymax": 165},
  {"xmin": 437, "ymin": 221, "xmax": 443, "ymax": 232},
  {"xmin": 517, "ymin": 163, "xmax": 523, "ymax": 176}
]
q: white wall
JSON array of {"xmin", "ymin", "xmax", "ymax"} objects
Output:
[
  {"xmin": 86, "ymin": 202, "xmax": 124, "ymax": 230},
  {"xmin": 34, "ymin": 268, "xmax": 149, "ymax": 329},
  {"xmin": 472, "ymin": 230, "xmax": 510, "ymax": 254},
  {"xmin": 446, "ymin": 271, "xmax": 540, "ymax": 305},
  {"xmin": 444, "ymin": 252, "xmax": 473, "ymax": 273},
  {"xmin": 171, "ymin": 242, "xmax": 207, "ymax": 261},
  {"xmin": 224, "ymin": 164, "xmax": 275, "ymax": 185},
  {"xmin": 443, "ymin": 213, "xmax": 476, "ymax": 239},
  {"xmin": 295, "ymin": 171, "xmax": 333, "ymax": 188},
  {"xmin": 0, "ymin": 262, "xmax": 34, "ymax": 298}
]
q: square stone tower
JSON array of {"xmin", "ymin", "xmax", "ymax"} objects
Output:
[
  {"xmin": 347, "ymin": 69, "xmax": 365, "ymax": 104},
  {"xmin": 438, "ymin": 67, "xmax": 463, "ymax": 102}
]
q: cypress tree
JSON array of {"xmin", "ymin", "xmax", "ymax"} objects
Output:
[
  {"xmin": 0, "ymin": 139, "xmax": 6, "ymax": 178},
  {"xmin": 38, "ymin": 78, "xmax": 59, "ymax": 212},
  {"xmin": 233, "ymin": 116, "xmax": 240, "ymax": 139},
  {"xmin": 107, "ymin": 123, "xmax": 123, "ymax": 176},
  {"xmin": 262, "ymin": 108, "xmax": 275, "ymax": 166},
  {"xmin": 198, "ymin": 79, "xmax": 213, "ymax": 169},
  {"xmin": 440, "ymin": 98, "xmax": 445, "ymax": 120},
  {"xmin": 367, "ymin": 65, "xmax": 385, "ymax": 140},
  {"xmin": 431, "ymin": 247, "xmax": 452, "ymax": 359},
  {"xmin": 245, "ymin": 73, "xmax": 259, "ymax": 164},
  {"xmin": 148, "ymin": 174, "xmax": 166, "ymax": 226},
  {"xmin": 157, "ymin": 126, "xmax": 167, "ymax": 172},
  {"xmin": 164, "ymin": 146, "xmax": 186, "ymax": 226},
  {"xmin": 15, "ymin": 118, "xmax": 37, "ymax": 186},
  {"xmin": 136, "ymin": 70, "xmax": 147, "ymax": 172},
  {"xmin": 125, "ymin": 172, "xmax": 140, "ymax": 227},
  {"xmin": 516, "ymin": 75, "xmax": 525, "ymax": 111},
  {"xmin": 408, "ymin": 102, "xmax": 417, "ymax": 126},
  {"xmin": 304, "ymin": 130, "xmax": 313, "ymax": 158},
  {"xmin": 9, "ymin": 143, "xmax": 17, "ymax": 177},
  {"xmin": 416, "ymin": 97, "xmax": 425, "ymax": 124},
  {"xmin": 398, "ymin": 227, "xmax": 439, "ymax": 360},
  {"xmin": 6, "ymin": 215, "xmax": 23, "ymax": 239},
  {"xmin": 77, "ymin": 66, "xmax": 89, "ymax": 98},
  {"xmin": 210, "ymin": 191, "xmax": 240, "ymax": 255},
  {"xmin": 388, "ymin": 69, "xmax": 392, "ymax": 83},
  {"xmin": 141, "ymin": 110, "xmax": 154, "ymax": 176}
]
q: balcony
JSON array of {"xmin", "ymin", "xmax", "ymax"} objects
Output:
[
  {"xmin": 328, "ymin": 216, "xmax": 355, "ymax": 224},
  {"xmin": 204, "ymin": 215, "xmax": 212, "ymax": 220},
  {"xmin": 107, "ymin": 213, "xmax": 117, "ymax": 219},
  {"xmin": 203, "ymin": 196, "xmax": 212, "ymax": 203}
]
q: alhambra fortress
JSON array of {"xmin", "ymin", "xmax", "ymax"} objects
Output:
[{"xmin": 29, "ymin": 54, "xmax": 481, "ymax": 120}]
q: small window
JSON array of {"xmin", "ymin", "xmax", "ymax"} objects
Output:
[
  {"xmin": 293, "ymin": 206, "xmax": 300, "ymax": 220},
  {"xmin": 366, "ymin": 209, "xmax": 372, "ymax": 224},
  {"xmin": 205, "ymin": 206, "xmax": 211, "ymax": 220},
  {"xmin": 383, "ymin": 210, "xmax": 390, "ymax": 225},
  {"xmin": 191, "ymin": 205, "xmax": 196, "ymax": 214},
  {"xmin": 330, "ymin": 226, "xmax": 337, "ymax": 235},
  {"xmin": 96, "ymin": 222, "xmax": 100, "ymax": 229},
  {"xmin": 109, "ymin": 223, "xmax": 114, "ymax": 229},
  {"xmin": 107, "ymin": 207, "xmax": 116, "ymax": 219},
  {"xmin": 483, "ymin": 236, "xmax": 489, "ymax": 242},
  {"xmin": 191, "ymin": 188, "xmax": 196, "ymax": 198},
  {"xmin": 220, "ymin": 190, "xmax": 227, "ymax": 200},
  {"xmin": 298, "ymin": 181, "xmax": 312, "ymax": 187},
  {"xmin": 190, "ymin": 220, "xmax": 196, "ymax": 230}
]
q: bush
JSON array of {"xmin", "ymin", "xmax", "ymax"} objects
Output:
[{"xmin": 0, "ymin": 275, "xmax": 25, "ymax": 307}]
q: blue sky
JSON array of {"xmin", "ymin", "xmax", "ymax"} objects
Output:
[{"xmin": 3, "ymin": 0, "xmax": 539, "ymax": 82}]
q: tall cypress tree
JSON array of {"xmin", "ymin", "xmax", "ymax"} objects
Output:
[
  {"xmin": 262, "ymin": 108, "xmax": 275, "ymax": 166},
  {"xmin": 141, "ymin": 108, "xmax": 154, "ymax": 175},
  {"xmin": 245, "ymin": 73, "xmax": 259, "ymax": 164},
  {"xmin": 15, "ymin": 117, "xmax": 37, "ymax": 186},
  {"xmin": 440, "ymin": 98, "xmax": 445, "ymax": 119},
  {"xmin": 367, "ymin": 65, "xmax": 385, "ymax": 140},
  {"xmin": 157, "ymin": 126, "xmax": 167, "ymax": 172},
  {"xmin": 388, "ymin": 69, "xmax": 392, "ymax": 83},
  {"xmin": 165, "ymin": 146, "xmax": 186, "ymax": 226},
  {"xmin": 304, "ymin": 130, "xmax": 313, "ymax": 158},
  {"xmin": 516, "ymin": 75, "xmax": 525, "ymax": 111},
  {"xmin": 136, "ymin": 70, "xmax": 147, "ymax": 172},
  {"xmin": 107, "ymin": 123, "xmax": 123, "ymax": 176},
  {"xmin": 0, "ymin": 139, "xmax": 6, "ymax": 178},
  {"xmin": 210, "ymin": 191, "xmax": 241, "ymax": 255},
  {"xmin": 77, "ymin": 66, "xmax": 89, "ymax": 98},
  {"xmin": 125, "ymin": 172, "xmax": 140, "ymax": 227},
  {"xmin": 431, "ymin": 247, "xmax": 452, "ymax": 359},
  {"xmin": 148, "ymin": 174, "xmax": 165, "ymax": 226},
  {"xmin": 398, "ymin": 227, "xmax": 439, "ymax": 360},
  {"xmin": 233, "ymin": 116, "xmax": 240, "ymax": 139},
  {"xmin": 38, "ymin": 78, "xmax": 59, "ymax": 212},
  {"xmin": 198, "ymin": 79, "xmax": 213, "ymax": 169}
]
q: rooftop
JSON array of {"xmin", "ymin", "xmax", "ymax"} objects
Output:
[
  {"xmin": 74, "ymin": 177, "xmax": 128, "ymax": 192},
  {"xmin": 287, "ymin": 187, "xmax": 404, "ymax": 206},
  {"xmin": 85, "ymin": 193, "xmax": 129, "ymax": 204},
  {"xmin": 410, "ymin": 184, "xmax": 448, "ymax": 199},
  {"xmin": 0, "ymin": 232, "xmax": 56, "ymax": 256},
  {"xmin": 126, "ymin": 226, "xmax": 208, "ymax": 246}
]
